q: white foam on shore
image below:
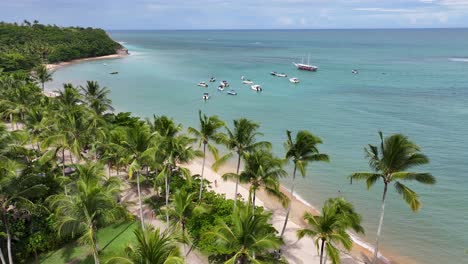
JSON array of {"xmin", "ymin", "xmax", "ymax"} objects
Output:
[{"xmin": 449, "ymin": 57, "xmax": 468, "ymax": 62}]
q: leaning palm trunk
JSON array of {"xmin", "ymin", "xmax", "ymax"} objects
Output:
[
  {"xmin": 2, "ymin": 213, "xmax": 13, "ymax": 264},
  {"xmin": 165, "ymin": 172, "xmax": 170, "ymax": 226},
  {"xmin": 198, "ymin": 143, "xmax": 207, "ymax": 201},
  {"xmin": 320, "ymin": 239, "xmax": 325, "ymax": 264},
  {"xmin": 91, "ymin": 230, "xmax": 100, "ymax": 264},
  {"xmin": 233, "ymin": 153, "xmax": 241, "ymax": 211},
  {"xmin": 281, "ymin": 164, "xmax": 297, "ymax": 237},
  {"xmin": 372, "ymin": 183, "xmax": 388, "ymax": 264},
  {"xmin": 0, "ymin": 247, "xmax": 6, "ymax": 264},
  {"xmin": 136, "ymin": 172, "xmax": 145, "ymax": 230}
]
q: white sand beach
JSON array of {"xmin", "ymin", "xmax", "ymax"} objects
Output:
[{"xmin": 46, "ymin": 51, "xmax": 127, "ymax": 71}]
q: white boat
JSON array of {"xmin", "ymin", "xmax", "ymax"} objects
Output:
[
  {"xmin": 251, "ymin": 85, "xmax": 262, "ymax": 92},
  {"xmin": 220, "ymin": 80, "xmax": 229, "ymax": 87},
  {"xmin": 242, "ymin": 80, "xmax": 253, "ymax": 85},
  {"xmin": 227, "ymin": 90, "xmax": 237, "ymax": 95},
  {"xmin": 202, "ymin": 93, "xmax": 210, "ymax": 100},
  {"xmin": 352, "ymin": 69, "xmax": 359, "ymax": 74},
  {"xmin": 209, "ymin": 77, "xmax": 216, "ymax": 82},
  {"xmin": 198, "ymin": 82, "xmax": 208, "ymax": 87},
  {"xmin": 289, "ymin": 77, "xmax": 300, "ymax": 83},
  {"xmin": 276, "ymin": 73, "xmax": 287, "ymax": 77},
  {"xmin": 293, "ymin": 55, "xmax": 318, "ymax": 71},
  {"xmin": 217, "ymin": 85, "xmax": 225, "ymax": 91}
]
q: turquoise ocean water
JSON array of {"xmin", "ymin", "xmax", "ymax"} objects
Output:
[{"xmin": 50, "ymin": 29, "xmax": 468, "ymax": 264}]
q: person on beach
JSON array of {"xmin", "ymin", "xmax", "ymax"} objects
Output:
[{"xmin": 215, "ymin": 179, "xmax": 218, "ymax": 187}]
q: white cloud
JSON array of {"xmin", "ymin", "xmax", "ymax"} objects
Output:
[{"xmin": 354, "ymin": 7, "xmax": 416, "ymax": 12}]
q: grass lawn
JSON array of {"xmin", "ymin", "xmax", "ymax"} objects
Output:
[{"xmin": 40, "ymin": 221, "xmax": 137, "ymax": 264}]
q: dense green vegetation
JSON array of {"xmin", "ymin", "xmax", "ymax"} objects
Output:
[
  {"xmin": 0, "ymin": 20, "xmax": 122, "ymax": 72},
  {"xmin": 0, "ymin": 64, "xmax": 435, "ymax": 264}
]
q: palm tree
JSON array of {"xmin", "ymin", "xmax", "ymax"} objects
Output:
[
  {"xmin": 106, "ymin": 226, "xmax": 184, "ymax": 264},
  {"xmin": 280, "ymin": 130, "xmax": 329, "ymax": 237},
  {"xmin": 168, "ymin": 189, "xmax": 207, "ymax": 256},
  {"xmin": 158, "ymin": 134, "xmax": 201, "ymax": 226},
  {"xmin": 32, "ymin": 64, "xmax": 53, "ymax": 92},
  {"xmin": 80, "ymin": 81, "xmax": 114, "ymax": 116},
  {"xmin": 146, "ymin": 115, "xmax": 181, "ymax": 137},
  {"xmin": 349, "ymin": 132, "xmax": 435, "ymax": 264},
  {"xmin": 48, "ymin": 163, "xmax": 127, "ymax": 264},
  {"xmin": 214, "ymin": 118, "xmax": 271, "ymax": 211},
  {"xmin": 120, "ymin": 125, "xmax": 157, "ymax": 230},
  {"xmin": 188, "ymin": 110, "xmax": 225, "ymax": 201},
  {"xmin": 207, "ymin": 207, "xmax": 282, "ymax": 263},
  {"xmin": 0, "ymin": 159, "xmax": 46, "ymax": 264},
  {"xmin": 297, "ymin": 198, "xmax": 362, "ymax": 264},
  {"xmin": 225, "ymin": 149, "xmax": 289, "ymax": 213}
]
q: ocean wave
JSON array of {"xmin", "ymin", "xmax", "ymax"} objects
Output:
[
  {"xmin": 449, "ymin": 57, "xmax": 468, "ymax": 62},
  {"xmin": 348, "ymin": 233, "xmax": 390, "ymax": 263},
  {"xmin": 118, "ymin": 41, "xmax": 127, "ymax": 44}
]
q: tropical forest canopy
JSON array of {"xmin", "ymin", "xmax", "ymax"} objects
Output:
[{"xmin": 0, "ymin": 20, "xmax": 122, "ymax": 72}]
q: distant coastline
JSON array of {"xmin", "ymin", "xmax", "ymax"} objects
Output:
[{"xmin": 46, "ymin": 48, "xmax": 129, "ymax": 71}]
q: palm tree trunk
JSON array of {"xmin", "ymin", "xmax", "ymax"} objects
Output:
[
  {"xmin": 233, "ymin": 153, "xmax": 241, "ymax": 212},
  {"xmin": 320, "ymin": 239, "xmax": 325, "ymax": 264},
  {"xmin": 198, "ymin": 143, "xmax": 207, "ymax": 201},
  {"xmin": 42, "ymin": 82, "xmax": 45, "ymax": 92},
  {"xmin": 165, "ymin": 171, "xmax": 170, "ymax": 226},
  {"xmin": 372, "ymin": 182, "xmax": 388, "ymax": 264},
  {"xmin": 281, "ymin": 164, "xmax": 297, "ymax": 237},
  {"xmin": 136, "ymin": 172, "xmax": 145, "ymax": 230},
  {"xmin": 92, "ymin": 227, "xmax": 100, "ymax": 264},
  {"xmin": 2, "ymin": 213, "xmax": 13, "ymax": 264},
  {"xmin": 0, "ymin": 248, "xmax": 6, "ymax": 264},
  {"xmin": 252, "ymin": 189, "xmax": 256, "ymax": 215}
]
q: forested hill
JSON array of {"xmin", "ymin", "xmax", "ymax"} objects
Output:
[{"xmin": 0, "ymin": 20, "xmax": 122, "ymax": 72}]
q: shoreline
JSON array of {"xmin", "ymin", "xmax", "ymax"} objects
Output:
[
  {"xmin": 185, "ymin": 156, "xmax": 413, "ymax": 264},
  {"xmin": 46, "ymin": 50, "xmax": 128, "ymax": 71}
]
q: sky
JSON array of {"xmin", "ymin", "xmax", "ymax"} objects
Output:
[{"xmin": 1, "ymin": 0, "xmax": 468, "ymax": 29}]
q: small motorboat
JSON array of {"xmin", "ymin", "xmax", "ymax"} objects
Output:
[
  {"xmin": 270, "ymin": 71, "xmax": 277, "ymax": 76},
  {"xmin": 202, "ymin": 93, "xmax": 210, "ymax": 100},
  {"xmin": 217, "ymin": 85, "xmax": 225, "ymax": 91},
  {"xmin": 251, "ymin": 85, "xmax": 262, "ymax": 92},
  {"xmin": 209, "ymin": 77, "xmax": 216, "ymax": 82},
  {"xmin": 103, "ymin": 63, "xmax": 107, "ymax": 66},
  {"xmin": 227, "ymin": 90, "xmax": 237, "ymax": 95},
  {"xmin": 198, "ymin": 81, "xmax": 208, "ymax": 87},
  {"xmin": 289, "ymin": 77, "xmax": 300, "ymax": 84},
  {"xmin": 110, "ymin": 71, "xmax": 119, "ymax": 75},
  {"xmin": 276, "ymin": 73, "xmax": 287, "ymax": 77},
  {"xmin": 220, "ymin": 80, "xmax": 229, "ymax": 87},
  {"xmin": 352, "ymin": 69, "xmax": 359, "ymax": 74},
  {"xmin": 242, "ymin": 80, "xmax": 253, "ymax": 85}
]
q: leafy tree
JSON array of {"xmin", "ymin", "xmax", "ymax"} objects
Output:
[
  {"xmin": 48, "ymin": 163, "xmax": 128, "ymax": 264},
  {"xmin": 280, "ymin": 130, "xmax": 329, "ymax": 237},
  {"xmin": 349, "ymin": 132, "xmax": 435, "ymax": 264},
  {"xmin": 188, "ymin": 110, "xmax": 225, "ymax": 201}
]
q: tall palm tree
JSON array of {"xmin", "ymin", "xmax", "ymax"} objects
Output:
[
  {"xmin": 48, "ymin": 163, "xmax": 127, "ymax": 264},
  {"xmin": 146, "ymin": 115, "xmax": 181, "ymax": 138},
  {"xmin": 106, "ymin": 226, "xmax": 184, "ymax": 264},
  {"xmin": 214, "ymin": 118, "xmax": 271, "ymax": 211},
  {"xmin": 120, "ymin": 125, "xmax": 157, "ymax": 230},
  {"xmin": 297, "ymin": 197, "xmax": 362, "ymax": 264},
  {"xmin": 225, "ymin": 149, "xmax": 289, "ymax": 213},
  {"xmin": 0, "ymin": 159, "xmax": 46, "ymax": 264},
  {"xmin": 280, "ymin": 130, "xmax": 329, "ymax": 237},
  {"xmin": 349, "ymin": 132, "xmax": 435, "ymax": 264},
  {"xmin": 168, "ymin": 189, "xmax": 207, "ymax": 256},
  {"xmin": 80, "ymin": 81, "xmax": 114, "ymax": 116},
  {"xmin": 32, "ymin": 64, "xmax": 53, "ymax": 92},
  {"xmin": 158, "ymin": 134, "xmax": 201, "ymax": 226},
  {"xmin": 188, "ymin": 110, "xmax": 225, "ymax": 201},
  {"xmin": 207, "ymin": 207, "xmax": 282, "ymax": 263}
]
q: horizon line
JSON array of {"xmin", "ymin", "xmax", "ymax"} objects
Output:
[{"xmin": 106, "ymin": 27, "xmax": 468, "ymax": 31}]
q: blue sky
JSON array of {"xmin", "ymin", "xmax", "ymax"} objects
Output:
[{"xmin": 1, "ymin": 0, "xmax": 467, "ymax": 29}]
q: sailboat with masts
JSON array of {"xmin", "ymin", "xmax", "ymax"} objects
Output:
[{"xmin": 293, "ymin": 55, "xmax": 318, "ymax": 71}]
